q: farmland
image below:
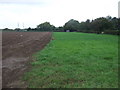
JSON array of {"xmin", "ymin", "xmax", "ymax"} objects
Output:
[
  {"xmin": 2, "ymin": 32, "xmax": 52, "ymax": 88},
  {"xmin": 23, "ymin": 32, "xmax": 118, "ymax": 88}
]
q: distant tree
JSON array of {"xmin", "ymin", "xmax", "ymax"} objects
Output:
[
  {"xmin": 79, "ymin": 19, "xmax": 91, "ymax": 32},
  {"xmin": 110, "ymin": 17, "xmax": 118, "ymax": 30},
  {"xmin": 58, "ymin": 26, "xmax": 64, "ymax": 32},
  {"xmin": 34, "ymin": 28, "xmax": 37, "ymax": 31},
  {"xmin": 37, "ymin": 22, "xmax": 55, "ymax": 31},
  {"xmin": 27, "ymin": 27, "xmax": 31, "ymax": 31},
  {"xmin": 64, "ymin": 19, "xmax": 80, "ymax": 32},
  {"xmin": 85, "ymin": 19, "xmax": 91, "ymax": 30},
  {"xmin": 14, "ymin": 28, "xmax": 20, "ymax": 31},
  {"xmin": 3, "ymin": 28, "xmax": 13, "ymax": 31},
  {"xmin": 106, "ymin": 16, "xmax": 112, "ymax": 21},
  {"xmin": 55, "ymin": 26, "xmax": 64, "ymax": 32},
  {"xmin": 118, "ymin": 18, "xmax": 120, "ymax": 30},
  {"xmin": 91, "ymin": 17, "xmax": 112, "ymax": 33},
  {"xmin": 34, "ymin": 16, "xmax": 119, "ymax": 35},
  {"xmin": 3, "ymin": 28, "xmax": 9, "ymax": 30}
]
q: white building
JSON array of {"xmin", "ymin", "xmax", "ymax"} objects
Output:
[{"xmin": 66, "ymin": 30, "xmax": 70, "ymax": 32}]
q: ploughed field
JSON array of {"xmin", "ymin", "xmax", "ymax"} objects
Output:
[{"xmin": 2, "ymin": 32, "xmax": 52, "ymax": 88}]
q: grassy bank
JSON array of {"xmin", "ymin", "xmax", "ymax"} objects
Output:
[{"xmin": 23, "ymin": 32, "xmax": 118, "ymax": 88}]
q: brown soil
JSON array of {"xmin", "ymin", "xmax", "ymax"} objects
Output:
[{"xmin": 2, "ymin": 32, "xmax": 52, "ymax": 88}]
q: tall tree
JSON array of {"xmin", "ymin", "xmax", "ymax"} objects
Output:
[
  {"xmin": 37, "ymin": 22, "xmax": 55, "ymax": 31},
  {"xmin": 64, "ymin": 19, "xmax": 80, "ymax": 32},
  {"xmin": 79, "ymin": 19, "xmax": 91, "ymax": 31},
  {"xmin": 91, "ymin": 17, "xmax": 111, "ymax": 33}
]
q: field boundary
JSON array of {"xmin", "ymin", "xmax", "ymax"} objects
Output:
[{"xmin": 2, "ymin": 32, "xmax": 52, "ymax": 88}]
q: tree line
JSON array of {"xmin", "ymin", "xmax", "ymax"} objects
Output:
[
  {"xmin": 35, "ymin": 16, "xmax": 120, "ymax": 35},
  {"xmin": 3, "ymin": 16, "xmax": 120, "ymax": 35}
]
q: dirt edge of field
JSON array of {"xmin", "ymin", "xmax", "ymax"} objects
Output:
[{"xmin": 2, "ymin": 32, "xmax": 52, "ymax": 88}]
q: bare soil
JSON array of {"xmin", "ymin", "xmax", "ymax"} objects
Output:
[{"xmin": 2, "ymin": 32, "xmax": 52, "ymax": 88}]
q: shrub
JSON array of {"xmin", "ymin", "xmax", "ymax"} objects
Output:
[{"xmin": 104, "ymin": 30, "xmax": 120, "ymax": 35}]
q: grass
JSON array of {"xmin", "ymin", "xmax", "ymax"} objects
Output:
[{"xmin": 23, "ymin": 32, "xmax": 118, "ymax": 88}]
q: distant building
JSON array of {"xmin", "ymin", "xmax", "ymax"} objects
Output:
[{"xmin": 66, "ymin": 30, "xmax": 70, "ymax": 32}]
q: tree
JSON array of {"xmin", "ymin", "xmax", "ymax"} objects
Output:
[
  {"xmin": 64, "ymin": 19, "xmax": 80, "ymax": 32},
  {"xmin": 110, "ymin": 17, "xmax": 118, "ymax": 30},
  {"xmin": 79, "ymin": 19, "xmax": 91, "ymax": 32},
  {"xmin": 14, "ymin": 28, "xmax": 20, "ymax": 31},
  {"xmin": 118, "ymin": 18, "xmax": 120, "ymax": 30},
  {"xmin": 27, "ymin": 27, "xmax": 31, "ymax": 31},
  {"xmin": 91, "ymin": 17, "xmax": 112, "ymax": 33},
  {"xmin": 55, "ymin": 26, "xmax": 64, "ymax": 32},
  {"xmin": 37, "ymin": 22, "xmax": 55, "ymax": 31}
]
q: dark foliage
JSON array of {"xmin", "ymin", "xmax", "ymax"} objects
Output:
[
  {"xmin": 3, "ymin": 16, "xmax": 119, "ymax": 35},
  {"xmin": 37, "ymin": 22, "xmax": 55, "ymax": 31}
]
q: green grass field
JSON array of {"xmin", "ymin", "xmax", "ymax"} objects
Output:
[{"xmin": 23, "ymin": 32, "xmax": 118, "ymax": 88}]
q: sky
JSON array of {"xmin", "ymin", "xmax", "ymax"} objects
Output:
[{"xmin": 0, "ymin": 0, "xmax": 119, "ymax": 29}]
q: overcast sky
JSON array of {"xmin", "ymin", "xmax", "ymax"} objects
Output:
[{"xmin": 0, "ymin": 0, "xmax": 119, "ymax": 29}]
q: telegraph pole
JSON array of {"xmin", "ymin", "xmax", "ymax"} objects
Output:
[
  {"xmin": 17, "ymin": 22, "xmax": 19, "ymax": 28},
  {"xmin": 23, "ymin": 23, "xmax": 24, "ymax": 29}
]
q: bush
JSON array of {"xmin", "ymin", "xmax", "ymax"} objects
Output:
[
  {"xmin": 78, "ymin": 30, "xmax": 100, "ymax": 34},
  {"xmin": 104, "ymin": 30, "xmax": 120, "ymax": 35}
]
